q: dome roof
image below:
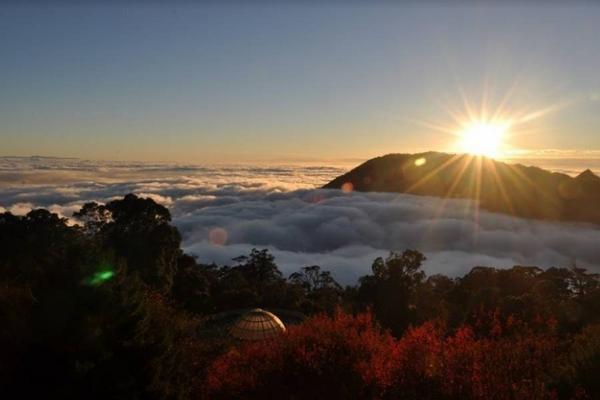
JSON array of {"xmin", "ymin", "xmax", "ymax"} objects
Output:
[{"xmin": 230, "ymin": 308, "xmax": 286, "ymax": 341}]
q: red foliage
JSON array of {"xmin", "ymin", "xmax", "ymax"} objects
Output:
[
  {"xmin": 438, "ymin": 325, "xmax": 558, "ymax": 399},
  {"xmin": 203, "ymin": 310, "xmax": 564, "ymax": 399},
  {"xmin": 204, "ymin": 311, "xmax": 396, "ymax": 399}
]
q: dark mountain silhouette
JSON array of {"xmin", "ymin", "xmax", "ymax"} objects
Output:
[{"xmin": 323, "ymin": 152, "xmax": 600, "ymax": 224}]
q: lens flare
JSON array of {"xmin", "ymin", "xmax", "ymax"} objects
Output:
[
  {"xmin": 83, "ymin": 265, "xmax": 115, "ymax": 286},
  {"xmin": 209, "ymin": 227, "xmax": 228, "ymax": 246}
]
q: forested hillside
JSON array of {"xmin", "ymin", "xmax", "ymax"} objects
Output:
[
  {"xmin": 1, "ymin": 194, "xmax": 598, "ymax": 399},
  {"xmin": 325, "ymin": 152, "xmax": 600, "ymax": 224}
]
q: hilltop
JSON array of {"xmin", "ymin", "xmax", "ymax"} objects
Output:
[{"xmin": 324, "ymin": 152, "xmax": 600, "ymax": 224}]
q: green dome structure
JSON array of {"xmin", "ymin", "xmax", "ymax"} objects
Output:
[{"xmin": 230, "ymin": 308, "xmax": 286, "ymax": 341}]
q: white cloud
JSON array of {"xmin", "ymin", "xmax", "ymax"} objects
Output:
[
  {"xmin": 134, "ymin": 193, "xmax": 174, "ymax": 206},
  {"xmin": 8, "ymin": 202, "xmax": 35, "ymax": 216},
  {"xmin": 48, "ymin": 203, "xmax": 84, "ymax": 220},
  {"xmin": 1, "ymin": 157, "xmax": 599, "ymax": 285},
  {"xmin": 177, "ymin": 189, "xmax": 600, "ymax": 284}
]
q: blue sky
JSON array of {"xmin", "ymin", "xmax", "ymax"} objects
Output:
[{"xmin": 1, "ymin": 2, "xmax": 600, "ymax": 162}]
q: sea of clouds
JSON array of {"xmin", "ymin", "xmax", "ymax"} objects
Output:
[{"xmin": 1, "ymin": 156, "xmax": 599, "ymax": 284}]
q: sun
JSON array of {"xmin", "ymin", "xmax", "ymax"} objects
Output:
[{"xmin": 457, "ymin": 121, "xmax": 510, "ymax": 158}]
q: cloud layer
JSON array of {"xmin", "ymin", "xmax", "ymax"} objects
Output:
[{"xmin": 1, "ymin": 156, "xmax": 599, "ymax": 284}]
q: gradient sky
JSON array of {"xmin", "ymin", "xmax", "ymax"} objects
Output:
[{"xmin": 1, "ymin": 2, "xmax": 600, "ymax": 162}]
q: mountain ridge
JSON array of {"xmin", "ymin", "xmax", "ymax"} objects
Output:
[{"xmin": 323, "ymin": 152, "xmax": 600, "ymax": 225}]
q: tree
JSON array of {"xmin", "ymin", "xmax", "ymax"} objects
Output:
[
  {"xmin": 2, "ymin": 198, "xmax": 598, "ymax": 398},
  {"xmin": 204, "ymin": 310, "xmax": 564, "ymax": 400},
  {"xmin": 413, "ymin": 274, "xmax": 455, "ymax": 325},
  {"xmin": 561, "ymin": 323, "xmax": 600, "ymax": 398},
  {"xmin": 171, "ymin": 254, "xmax": 219, "ymax": 314},
  {"xmin": 232, "ymin": 248, "xmax": 283, "ymax": 285},
  {"xmin": 73, "ymin": 202, "xmax": 112, "ymax": 235},
  {"xmin": 357, "ymin": 250, "xmax": 426, "ymax": 335},
  {"xmin": 289, "ymin": 265, "xmax": 340, "ymax": 292},
  {"xmin": 289, "ymin": 265, "xmax": 342, "ymax": 313},
  {"xmin": 75, "ymin": 194, "xmax": 182, "ymax": 292},
  {"xmin": 204, "ymin": 311, "xmax": 396, "ymax": 399},
  {"xmin": 0, "ymin": 209, "xmax": 125, "ymax": 397}
]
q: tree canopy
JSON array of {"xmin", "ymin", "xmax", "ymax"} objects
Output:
[{"xmin": 1, "ymin": 194, "xmax": 598, "ymax": 399}]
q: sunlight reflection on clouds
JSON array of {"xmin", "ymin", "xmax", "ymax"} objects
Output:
[{"xmin": 1, "ymin": 157, "xmax": 599, "ymax": 284}]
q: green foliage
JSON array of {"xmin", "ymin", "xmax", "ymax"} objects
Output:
[
  {"xmin": 289, "ymin": 265, "xmax": 342, "ymax": 313},
  {"xmin": 75, "ymin": 194, "xmax": 182, "ymax": 292},
  {"xmin": 561, "ymin": 323, "xmax": 600, "ymax": 398},
  {"xmin": 356, "ymin": 250, "xmax": 426, "ymax": 335},
  {"xmin": 1, "ymin": 195, "xmax": 598, "ymax": 398}
]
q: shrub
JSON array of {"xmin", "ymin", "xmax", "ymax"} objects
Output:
[
  {"xmin": 204, "ymin": 311, "xmax": 395, "ymax": 399},
  {"xmin": 204, "ymin": 311, "xmax": 564, "ymax": 400}
]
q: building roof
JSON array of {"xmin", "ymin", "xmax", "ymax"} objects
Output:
[{"xmin": 230, "ymin": 308, "xmax": 286, "ymax": 341}]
